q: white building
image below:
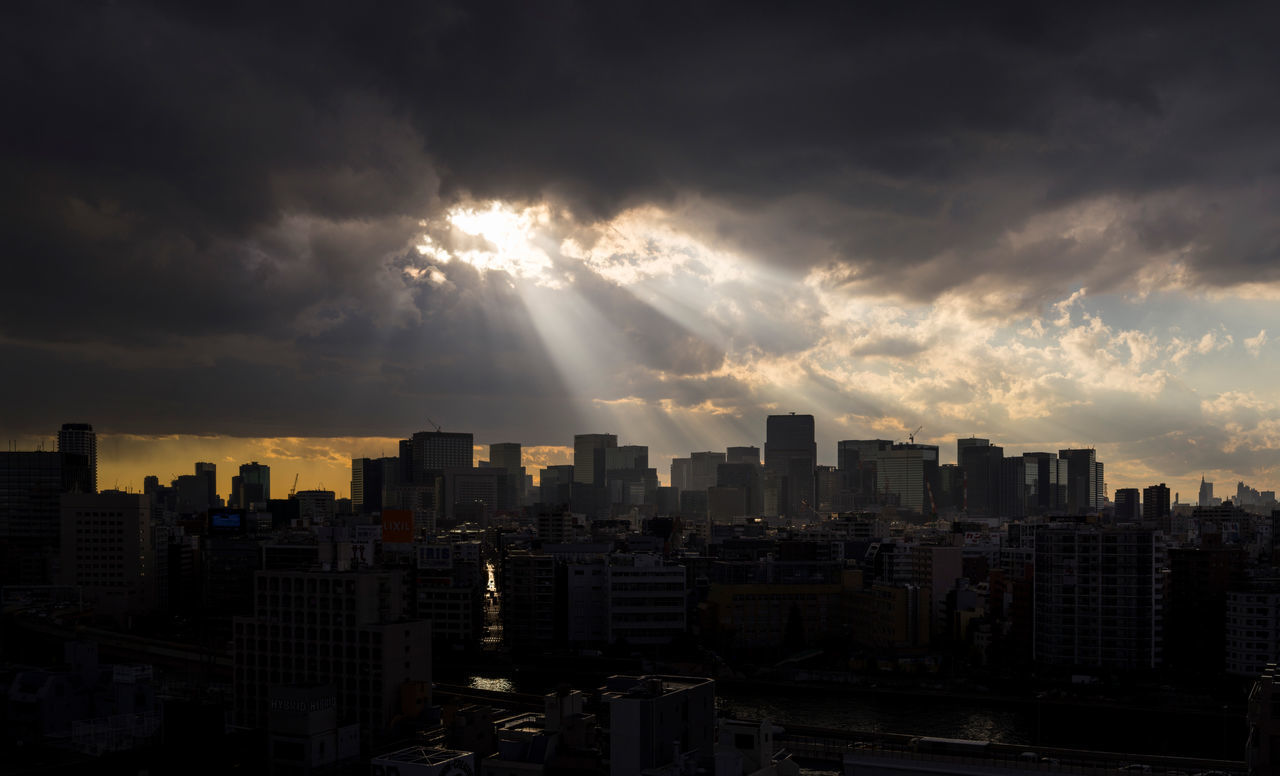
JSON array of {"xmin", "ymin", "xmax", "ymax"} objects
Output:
[{"xmin": 601, "ymin": 676, "xmax": 715, "ymax": 776}]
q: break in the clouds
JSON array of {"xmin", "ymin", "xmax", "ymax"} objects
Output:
[{"xmin": 3, "ymin": 1, "xmax": 1280, "ymax": 498}]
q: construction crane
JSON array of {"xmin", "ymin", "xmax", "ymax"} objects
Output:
[
  {"xmin": 289, "ymin": 473, "xmax": 299, "ymax": 497},
  {"xmin": 427, "ymin": 417, "xmax": 442, "ymax": 432},
  {"xmin": 908, "ymin": 426, "xmax": 922, "ymax": 444}
]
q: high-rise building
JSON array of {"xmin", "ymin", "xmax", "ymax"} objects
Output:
[
  {"xmin": 1142, "ymin": 483, "xmax": 1171, "ymax": 522},
  {"xmin": 958, "ymin": 439, "xmax": 1003, "ymax": 516},
  {"xmin": 999, "ymin": 456, "xmax": 1029, "ymax": 518},
  {"xmin": 411, "ymin": 430, "xmax": 473, "ymax": 481},
  {"xmin": 488, "ymin": 442, "xmax": 525, "ymax": 507},
  {"xmin": 233, "ymin": 568, "xmax": 431, "ymax": 743},
  {"xmin": 836, "ymin": 439, "xmax": 892, "ymax": 505},
  {"xmin": 1023, "ymin": 452, "xmax": 1067, "ymax": 514},
  {"xmin": 669, "ymin": 457, "xmax": 691, "ymax": 493},
  {"xmin": 573, "ymin": 433, "xmax": 617, "ymax": 485},
  {"xmin": 1059, "ymin": 448, "xmax": 1104, "ymax": 515},
  {"xmin": 1033, "ymin": 525, "xmax": 1161, "ymax": 669},
  {"xmin": 1199, "ymin": 476, "xmax": 1215, "ymax": 507},
  {"xmin": 1114, "ymin": 488, "xmax": 1141, "ymax": 521},
  {"xmin": 876, "ymin": 444, "xmax": 940, "ymax": 515},
  {"xmin": 59, "ymin": 492, "xmax": 155, "ymax": 618},
  {"xmin": 351, "ymin": 457, "xmax": 384, "ymax": 514},
  {"xmin": 689, "ymin": 451, "xmax": 727, "ymax": 494},
  {"xmin": 0, "ymin": 450, "xmax": 92, "ymax": 585},
  {"xmin": 236, "ymin": 461, "xmax": 271, "ymax": 507},
  {"xmin": 57, "ymin": 423, "xmax": 97, "ymax": 493},
  {"xmin": 765, "ymin": 414, "xmax": 816, "ymax": 517},
  {"xmin": 194, "ymin": 462, "xmax": 217, "ymax": 506},
  {"xmin": 726, "ymin": 446, "xmax": 760, "ymax": 465}
]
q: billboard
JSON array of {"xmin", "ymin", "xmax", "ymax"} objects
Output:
[
  {"xmin": 210, "ymin": 511, "xmax": 243, "ymax": 531},
  {"xmin": 382, "ymin": 509, "xmax": 414, "ymax": 544}
]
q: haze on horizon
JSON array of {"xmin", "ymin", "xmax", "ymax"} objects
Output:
[{"xmin": 4, "ymin": 2, "xmax": 1279, "ymax": 504}]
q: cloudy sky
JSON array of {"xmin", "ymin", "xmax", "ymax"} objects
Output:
[{"xmin": 4, "ymin": 1, "xmax": 1278, "ymax": 502}]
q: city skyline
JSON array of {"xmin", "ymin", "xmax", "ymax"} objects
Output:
[
  {"xmin": 4, "ymin": 420, "xmax": 1269, "ymax": 507},
  {"xmin": 5, "ymin": 4, "xmax": 1280, "ymax": 507}
]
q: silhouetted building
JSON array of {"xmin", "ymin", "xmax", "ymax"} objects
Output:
[
  {"xmin": 726, "ymin": 446, "xmax": 760, "ymax": 465},
  {"xmin": 958, "ymin": 439, "xmax": 1003, "ymax": 516},
  {"xmin": 1059, "ymin": 448, "xmax": 1105, "ymax": 515},
  {"xmin": 1166, "ymin": 546, "xmax": 1246, "ymax": 676},
  {"xmin": 57, "ymin": 423, "xmax": 97, "ymax": 493},
  {"xmin": 194, "ymin": 461, "xmax": 217, "ymax": 506},
  {"xmin": 1199, "ymin": 475, "xmax": 1215, "ymax": 507},
  {"xmin": 489, "ymin": 442, "xmax": 525, "ymax": 505},
  {"xmin": 411, "ymin": 430, "xmax": 473, "ymax": 483},
  {"xmin": 234, "ymin": 461, "xmax": 271, "ymax": 508},
  {"xmin": 59, "ymin": 492, "xmax": 155, "ymax": 618},
  {"xmin": 1023, "ymin": 452, "xmax": 1067, "ymax": 515},
  {"xmin": 574, "ymin": 433, "xmax": 617, "ymax": 486},
  {"xmin": 0, "ymin": 450, "xmax": 92, "ymax": 585},
  {"xmin": 878, "ymin": 444, "xmax": 940, "ymax": 515},
  {"xmin": 1114, "ymin": 488, "xmax": 1141, "ymax": 522},
  {"xmin": 765, "ymin": 414, "xmax": 816, "ymax": 517},
  {"xmin": 351, "ymin": 457, "xmax": 384, "ymax": 514},
  {"xmin": 1034, "ymin": 525, "xmax": 1161, "ymax": 669},
  {"xmin": 1143, "ymin": 483, "xmax": 1171, "ymax": 523},
  {"xmin": 233, "ymin": 569, "xmax": 431, "ymax": 745}
]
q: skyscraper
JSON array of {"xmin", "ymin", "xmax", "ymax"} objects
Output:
[
  {"xmin": 489, "ymin": 442, "xmax": 525, "ymax": 506},
  {"xmin": 195, "ymin": 461, "xmax": 217, "ymax": 506},
  {"xmin": 1114, "ymin": 488, "xmax": 1141, "ymax": 521},
  {"xmin": 410, "ymin": 429, "xmax": 473, "ymax": 480},
  {"xmin": 958, "ymin": 438, "xmax": 1003, "ymax": 516},
  {"xmin": 1059, "ymin": 448, "xmax": 1104, "ymax": 515},
  {"xmin": 573, "ymin": 433, "xmax": 617, "ymax": 485},
  {"xmin": 57, "ymin": 422, "xmax": 97, "ymax": 493},
  {"xmin": 351, "ymin": 457, "xmax": 385, "ymax": 514},
  {"xmin": 765, "ymin": 413, "xmax": 816, "ymax": 516},
  {"xmin": 237, "ymin": 461, "xmax": 271, "ymax": 507},
  {"xmin": 1142, "ymin": 483, "xmax": 1171, "ymax": 522},
  {"xmin": 1023, "ymin": 452, "xmax": 1068, "ymax": 514},
  {"xmin": 1199, "ymin": 476, "xmax": 1214, "ymax": 507}
]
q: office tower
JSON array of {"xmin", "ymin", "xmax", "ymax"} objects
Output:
[
  {"xmin": 173, "ymin": 474, "xmax": 211, "ymax": 514},
  {"xmin": 573, "ymin": 433, "xmax": 617, "ymax": 485},
  {"xmin": 538, "ymin": 464, "xmax": 575, "ymax": 506},
  {"xmin": 1114, "ymin": 488, "xmax": 1141, "ymax": 521},
  {"xmin": 195, "ymin": 462, "xmax": 217, "ymax": 506},
  {"xmin": 1033, "ymin": 525, "xmax": 1161, "ymax": 669},
  {"xmin": 876, "ymin": 444, "xmax": 940, "ymax": 515},
  {"xmin": 726, "ymin": 446, "xmax": 760, "ymax": 465},
  {"xmin": 1199, "ymin": 476, "xmax": 1214, "ymax": 507},
  {"xmin": 1022, "ymin": 452, "xmax": 1067, "ymax": 514},
  {"xmin": 836, "ymin": 439, "xmax": 892, "ymax": 503},
  {"xmin": 411, "ymin": 429, "xmax": 473, "ymax": 482},
  {"xmin": 937, "ymin": 463, "xmax": 964, "ymax": 513},
  {"xmin": 765, "ymin": 413, "xmax": 816, "ymax": 517},
  {"xmin": 1142, "ymin": 483, "xmax": 1171, "ymax": 522},
  {"xmin": 488, "ymin": 442, "xmax": 525, "ymax": 505},
  {"xmin": 57, "ymin": 423, "xmax": 97, "ymax": 493},
  {"xmin": 232, "ymin": 568, "xmax": 431, "ymax": 742},
  {"xmin": 351, "ymin": 457, "xmax": 384, "ymax": 514},
  {"xmin": 669, "ymin": 457, "xmax": 691, "ymax": 492},
  {"xmin": 59, "ymin": 492, "xmax": 155, "ymax": 618},
  {"xmin": 236, "ymin": 461, "xmax": 271, "ymax": 507},
  {"xmin": 689, "ymin": 451, "xmax": 727, "ymax": 493},
  {"xmin": 718, "ymin": 462, "xmax": 762, "ymax": 514},
  {"xmin": 999, "ymin": 456, "xmax": 1029, "ymax": 518},
  {"xmin": 1059, "ymin": 448, "xmax": 1104, "ymax": 514},
  {"xmin": 958, "ymin": 439, "xmax": 1003, "ymax": 516}
]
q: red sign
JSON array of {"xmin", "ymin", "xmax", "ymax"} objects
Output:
[{"xmin": 382, "ymin": 510, "xmax": 414, "ymax": 544}]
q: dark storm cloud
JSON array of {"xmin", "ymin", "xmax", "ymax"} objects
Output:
[{"xmin": 4, "ymin": 0, "xmax": 1280, "ymax": 438}]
